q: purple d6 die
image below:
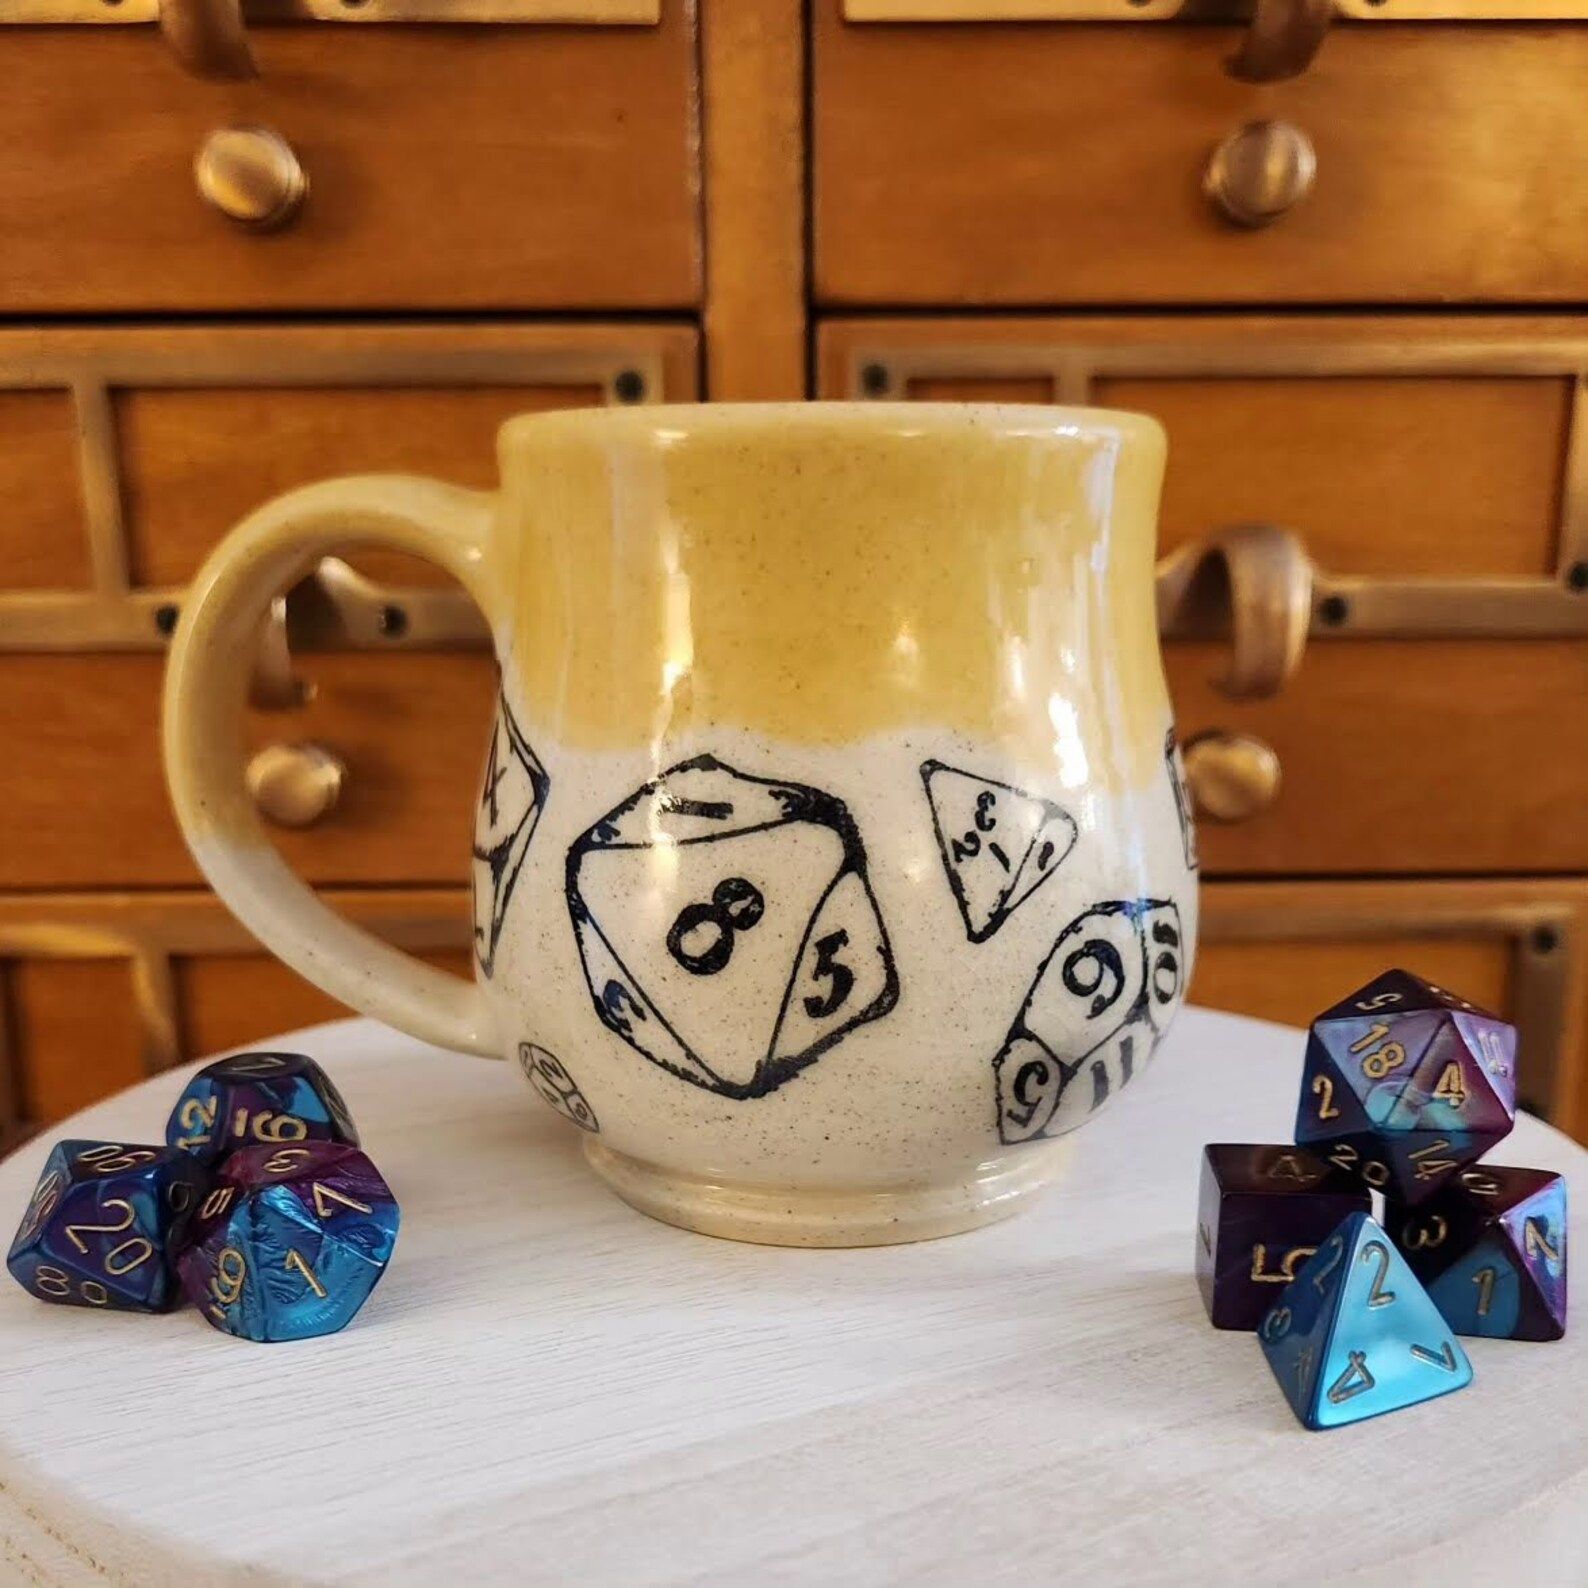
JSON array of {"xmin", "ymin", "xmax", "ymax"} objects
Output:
[
  {"xmin": 1196, "ymin": 1144, "xmax": 1372, "ymax": 1330},
  {"xmin": 167, "ymin": 1051, "xmax": 359, "ymax": 1165},
  {"xmin": 1295, "ymin": 969, "xmax": 1517, "ymax": 1205},
  {"xmin": 7, "ymin": 1140, "xmax": 209, "ymax": 1312},
  {"xmin": 1391, "ymin": 1165, "xmax": 1568, "ymax": 1341},
  {"xmin": 177, "ymin": 1142, "xmax": 399, "ymax": 1343}
]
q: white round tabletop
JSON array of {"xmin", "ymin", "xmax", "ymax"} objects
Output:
[{"xmin": 1, "ymin": 1007, "xmax": 1584, "ymax": 1588}]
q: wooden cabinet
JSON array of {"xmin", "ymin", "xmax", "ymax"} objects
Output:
[
  {"xmin": 0, "ymin": 15, "xmax": 700, "ymax": 312},
  {"xmin": 1, "ymin": 1, "xmax": 1584, "ymax": 1144}
]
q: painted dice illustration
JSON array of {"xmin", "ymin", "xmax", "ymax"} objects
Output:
[
  {"xmin": 566, "ymin": 755, "xmax": 898, "ymax": 1100},
  {"xmin": 7, "ymin": 1141, "xmax": 208, "ymax": 1312},
  {"xmin": 919, "ymin": 759, "xmax": 1077, "ymax": 942},
  {"xmin": 519, "ymin": 1043, "xmax": 600, "ymax": 1133},
  {"xmin": 167, "ymin": 1051, "xmax": 359, "ymax": 1164},
  {"xmin": 1259, "ymin": 1211, "xmax": 1472, "ymax": 1430},
  {"xmin": 1195, "ymin": 1144, "xmax": 1371, "ymax": 1331},
  {"xmin": 1393, "ymin": 1165, "xmax": 1567, "ymax": 1341},
  {"xmin": 177, "ymin": 1142, "xmax": 399, "ymax": 1343},
  {"xmin": 1294, "ymin": 969, "xmax": 1517, "ymax": 1204},
  {"xmin": 993, "ymin": 897, "xmax": 1185, "ymax": 1144},
  {"xmin": 473, "ymin": 696, "xmax": 550, "ymax": 977}
]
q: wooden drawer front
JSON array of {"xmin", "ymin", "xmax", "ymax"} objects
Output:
[
  {"xmin": 814, "ymin": 6, "xmax": 1588, "ymax": 305},
  {"xmin": 819, "ymin": 316, "xmax": 1588, "ymax": 875},
  {"xmin": 0, "ymin": 15, "xmax": 698, "ymax": 313},
  {"xmin": 1199, "ymin": 881, "xmax": 1588, "ymax": 1131},
  {"xmin": 0, "ymin": 321, "xmax": 697, "ymax": 646},
  {"xmin": 3, "ymin": 885, "xmax": 1582, "ymax": 1140},
  {"xmin": 0, "ymin": 652, "xmax": 497, "ymax": 890},
  {"xmin": 0, "ymin": 323, "xmax": 696, "ymax": 889},
  {"xmin": 0, "ymin": 892, "xmax": 469, "ymax": 1135}
]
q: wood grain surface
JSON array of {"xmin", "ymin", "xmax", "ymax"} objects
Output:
[{"xmin": 0, "ymin": 1008, "xmax": 1584, "ymax": 1585}]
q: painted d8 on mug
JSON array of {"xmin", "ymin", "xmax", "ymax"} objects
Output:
[
  {"xmin": 7, "ymin": 1140, "xmax": 209, "ymax": 1313},
  {"xmin": 166, "ymin": 1051, "xmax": 360, "ymax": 1165},
  {"xmin": 1294, "ymin": 970, "xmax": 1517, "ymax": 1205},
  {"xmin": 177, "ymin": 1142, "xmax": 399, "ymax": 1343},
  {"xmin": 1259, "ymin": 1211, "xmax": 1472, "ymax": 1430}
]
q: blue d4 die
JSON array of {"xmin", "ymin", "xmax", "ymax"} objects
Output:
[
  {"xmin": 7, "ymin": 1140, "xmax": 209, "ymax": 1312},
  {"xmin": 1259, "ymin": 1211, "xmax": 1473, "ymax": 1430}
]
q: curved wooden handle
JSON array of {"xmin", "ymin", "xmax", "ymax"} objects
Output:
[
  {"xmin": 1227, "ymin": 0, "xmax": 1333, "ymax": 84},
  {"xmin": 1156, "ymin": 523, "xmax": 1314, "ymax": 700},
  {"xmin": 160, "ymin": 0, "xmax": 257, "ymax": 81}
]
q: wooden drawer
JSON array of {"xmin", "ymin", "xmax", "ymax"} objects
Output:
[
  {"xmin": 0, "ymin": 321, "xmax": 697, "ymax": 887},
  {"xmin": 819, "ymin": 315, "xmax": 1588, "ymax": 875},
  {"xmin": 0, "ymin": 891, "xmax": 470, "ymax": 1134},
  {"xmin": 0, "ymin": 12, "xmax": 698, "ymax": 312},
  {"xmin": 814, "ymin": 4, "xmax": 1588, "ymax": 305},
  {"xmin": 1198, "ymin": 881, "xmax": 1588, "ymax": 1132},
  {"xmin": 3, "ymin": 883, "xmax": 1582, "ymax": 1141}
]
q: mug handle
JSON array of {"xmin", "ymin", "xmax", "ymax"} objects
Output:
[{"xmin": 162, "ymin": 475, "xmax": 501, "ymax": 1058}]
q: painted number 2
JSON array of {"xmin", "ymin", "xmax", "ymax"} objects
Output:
[{"xmin": 951, "ymin": 789, "xmax": 1014, "ymax": 874}]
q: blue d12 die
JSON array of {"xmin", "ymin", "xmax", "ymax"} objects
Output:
[
  {"xmin": 1259, "ymin": 1211, "xmax": 1473, "ymax": 1430},
  {"xmin": 167, "ymin": 1052, "xmax": 360, "ymax": 1165},
  {"xmin": 1395, "ymin": 1165, "xmax": 1568, "ymax": 1341},
  {"xmin": 177, "ymin": 1142, "xmax": 399, "ymax": 1342},
  {"xmin": 7, "ymin": 1140, "xmax": 210, "ymax": 1312}
]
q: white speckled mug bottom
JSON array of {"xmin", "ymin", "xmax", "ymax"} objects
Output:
[{"xmin": 583, "ymin": 1135, "xmax": 1076, "ymax": 1247}]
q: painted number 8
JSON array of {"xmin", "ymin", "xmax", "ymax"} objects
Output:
[{"xmin": 667, "ymin": 877, "xmax": 766, "ymax": 976}]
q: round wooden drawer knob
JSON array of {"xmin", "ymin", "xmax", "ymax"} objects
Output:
[
  {"xmin": 1204, "ymin": 120, "xmax": 1316, "ymax": 229},
  {"xmin": 195, "ymin": 127, "xmax": 308, "ymax": 231},
  {"xmin": 1183, "ymin": 732, "xmax": 1282, "ymax": 822},
  {"xmin": 247, "ymin": 743, "xmax": 345, "ymax": 829}
]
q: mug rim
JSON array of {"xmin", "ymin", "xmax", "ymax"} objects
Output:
[{"xmin": 498, "ymin": 399, "xmax": 1165, "ymax": 452}]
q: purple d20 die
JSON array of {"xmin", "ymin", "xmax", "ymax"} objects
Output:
[
  {"xmin": 166, "ymin": 1051, "xmax": 359, "ymax": 1165},
  {"xmin": 1392, "ymin": 1165, "xmax": 1568, "ymax": 1341},
  {"xmin": 1196, "ymin": 1144, "xmax": 1372, "ymax": 1330},
  {"xmin": 7, "ymin": 1140, "xmax": 209, "ymax": 1312},
  {"xmin": 177, "ymin": 1141, "xmax": 399, "ymax": 1343},
  {"xmin": 1295, "ymin": 969, "xmax": 1517, "ymax": 1204}
]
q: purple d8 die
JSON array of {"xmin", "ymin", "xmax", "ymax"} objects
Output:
[
  {"xmin": 167, "ymin": 1051, "xmax": 359, "ymax": 1165},
  {"xmin": 177, "ymin": 1142, "xmax": 399, "ymax": 1343},
  {"xmin": 1196, "ymin": 1144, "xmax": 1371, "ymax": 1330},
  {"xmin": 7, "ymin": 1140, "xmax": 209, "ymax": 1312},
  {"xmin": 1392, "ymin": 1165, "xmax": 1567, "ymax": 1341},
  {"xmin": 1294, "ymin": 969, "xmax": 1517, "ymax": 1205}
]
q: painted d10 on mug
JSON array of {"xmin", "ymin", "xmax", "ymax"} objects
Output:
[{"xmin": 163, "ymin": 404, "xmax": 1197, "ymax": 1246}]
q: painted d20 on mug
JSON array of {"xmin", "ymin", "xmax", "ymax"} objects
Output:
[{"xmin": 163, "ymin": 404, "xmax": 1197, "ymax": 1246}]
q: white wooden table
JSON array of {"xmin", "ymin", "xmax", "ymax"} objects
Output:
[{"xmin": 1, "ymin": 1008, "xmax": 1584, "ymax": 1587}]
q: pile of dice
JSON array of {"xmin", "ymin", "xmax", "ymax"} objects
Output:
[
  {"xmin": 1197, "ymin": 969, "xmax": 1568, "ymax": 1430},
  {"xmin": 6, "ymin": 1052, "xmax": 399, "ymax": 1344}
]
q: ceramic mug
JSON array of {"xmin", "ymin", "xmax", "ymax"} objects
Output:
[{"xmin": 163, "ymin": 404, "xmax": 1198, "ymax": 1246}]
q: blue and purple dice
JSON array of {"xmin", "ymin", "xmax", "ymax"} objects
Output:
[
  {"xmin": 1294, "ymin": 969, "xmax": 1516, "ymax": 1204},
  {"xmin": 1392, "ymin": 1165, "xmax": 1568, "ymax": 1341},
  {"xmin": 1259, "ymin": 1210, "xmax": 1472, "ymax": 1430},
  {"xmin": 167, "ymin": 1051, "xmax": 359, "ymax": 1165},
  {"xmin": 176, "ymin": 1141, "xmax": 398, "ymax": 1342},
  {"xmin": 7, "ymin": 1140, "xmax": 209, "ymax": 1312},
  {"xmin": 1196, "ymin": 1144, "xmax": 1372, "ymax": 1330}
]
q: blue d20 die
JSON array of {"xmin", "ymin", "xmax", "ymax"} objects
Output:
[
  {"xmin": 167, "ymin": 1052, "xmax": 360, "ymax": 1165},
  {"xmin": 177, "ymin": 1142, "xmax": 399, "ymax": 1342},
  {"xmin": 1295, "ymin": 970, "xmax": 1516, "ymax": 1204},
  {"xmin": 7, "ymin": 1140, "xmax": 210, "ymax": 1313},
  {"xmin": 1259, "ymin": 1211, "xmax": 1472, "ymax": 1430},
  {"xmin": 1396, "ymin": 1166, "xmax": 1567, "ymax": 1341}
]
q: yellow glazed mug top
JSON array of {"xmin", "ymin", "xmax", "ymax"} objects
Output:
[{"xmin": 491, "ymin": 401, "xmax": 1169, "ymax": 788}]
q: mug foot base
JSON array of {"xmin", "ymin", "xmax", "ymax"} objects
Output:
[{"xmin": 581, "ymin": 1138, "xmax": 1075, "ymax": 1248}]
